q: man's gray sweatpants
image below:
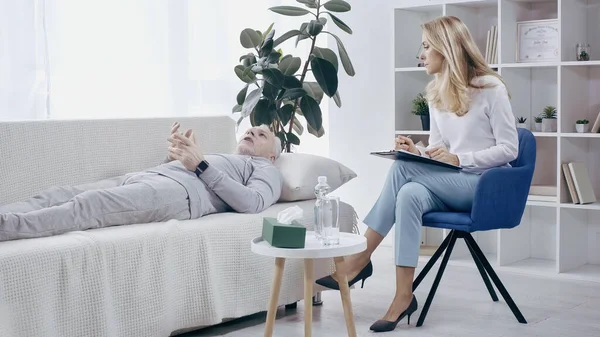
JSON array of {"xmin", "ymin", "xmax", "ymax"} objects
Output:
[{"xmin": 0, "ymin": 173, "xmax": 191, "ymax": 241}]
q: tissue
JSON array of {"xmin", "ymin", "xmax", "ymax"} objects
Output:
[
  {"xmin": 277, "ymin": 205, "xmax": 304, "ymax": 224},
  {"xmin": 262, "ymin": 206, "xmax": 306, "ymax": 248}
]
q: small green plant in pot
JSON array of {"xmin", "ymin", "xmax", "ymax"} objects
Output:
[
  {"xmin": 516, "ymin": 116, "xmax": 528, "ymax": 129},
  {"xmin": 411, "ymin": 92, "xmax": 429, "ymax": 131},
  {"xmin": 533, "ymin": 115, "xmax": 543, "ymax": 132},
  {"xmin": 576, "ymin": 119, "xmax": 589, "ymax": 133},
  {"xmin": 541, "ymin": 106, "xmax": 557, "ymax": 132}
]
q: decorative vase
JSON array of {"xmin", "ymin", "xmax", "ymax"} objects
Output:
[
  {"xmin": 541, "ymin": 118, "xmax": 557, "ymax": 132},
  {"xmin": 517, "ymin": 123, "xmax": 527, "ymax": 129},
  {"xmin": 576, "ymin": 124, "xmax": 589, "ymax": 133},
  {"xmin": 420, "ymin": 115, "xmax": 430, "ymax": 131},
  {"xmin": 534, "ymin": 122, "xmax": 542, "ymax": 132}
]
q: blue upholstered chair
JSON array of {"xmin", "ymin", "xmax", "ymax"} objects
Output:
[{"xmin": 413, "ymin": 128, "xmax": 536, "ymax": 327}]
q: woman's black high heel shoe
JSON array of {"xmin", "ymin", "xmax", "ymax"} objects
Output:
[
  {"xmin": 369, "ymin": 295, "xmax": 418, "ymax": 332},
  {"xmin": 314, "ymin": 260, "xmax": 373, "ymax": 290}
]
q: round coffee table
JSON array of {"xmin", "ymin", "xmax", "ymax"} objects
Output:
[{"xmin": 251, "ymin": 231, "xmax": 367, "ymax": 337}]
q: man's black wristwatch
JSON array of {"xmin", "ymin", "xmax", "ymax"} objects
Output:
[{"xmin": 194, "ymin": 160, "xmax": 209, "ymax": 178}]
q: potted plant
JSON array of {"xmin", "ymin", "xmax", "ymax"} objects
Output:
[
  {"xmin": 411, "ymin": 92, "xmax": 429, "ymax": 131},
  {"xmin": 576, "ymin": 119, "xmax": 590, "ymax": 133},
  {"xmin": 231, "ymin": 0, "xmax": 355, "ymax": 152},
  {"xmin": 533, "ymin": 115, "xmax": 543, "ymax": 132},
  {"xmin": 541, "ymin": 106, "xmax": 557, "ymax": 132},
  {"xmin": 516, "ymin": 116, "xmax": 527, "ymax": 129}
]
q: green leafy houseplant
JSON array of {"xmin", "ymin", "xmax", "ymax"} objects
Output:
[
  {"xmin": 533, "ymin": 115, "xmax": 543, "ymax": 131},
  {"xmin": 541, "ymin": 106, "xmax": 557, "ymax": 132},
  {"xmin": 576, "ymin": 119, "xmax": 589, "ymax": 124},
  {"xmin": 411, "ymin": 92, "xmax": 429, "ymax": 131},
  {"xmin": 232, "ymin": 0, "xmax": 355, "ymax": 152},
  {"xmin": 576, "ymin": 119, "xmax": 590, "ymax": 133}
]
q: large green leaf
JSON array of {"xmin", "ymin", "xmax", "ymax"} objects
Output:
[
  {"xmin": 283, "ymin": 76, "xmax": 303, "ymax": 89},
  {"xmin": 279, "ymin": 56, "xmax": 302, "ymax": 75},
  {"xmin": 278, "ymin": 104, "xmax": 294, "ymax": 126},
  {"xmin": 296, "ymin": 0, "xmax": 317, "ymax": 8},
  {"xmin": 325, "ymin": 12, "xmax": 353, "ymax": 34},
  {"xmin": 269, "ymin": 6, "xmax": 310, "ymax": 16},
  {"xmin": 262, "ymin": 23, "xmax": 274, "ymax": 40},
  {"xmin": 259, "ymin": 39, "xmax": 274, "ymax": 58},
  {"xmin": 240, "ymin": 29, "xmax": 262, "ymax": 48},
  {"xmin": 311, "ymin": 57, "xmax": 338, "ymax": 97},
  {"xmin": 232, "ymin": 104, "xmax": 242, "ymax": 113},
  {"xmin": 296, "ymin": 23, "xmax": 310, "ymax": 47},
  {"xmin": 333, "ymin": 91, "xmax": 342, "ymax": 107},
  {"xmin": 242, "ymin": 88, "xmax": 262, "ymax": 117},
  {"xmin": 254, "ymin": 99, "xmax": 276, "ymax": 125},
  {"xmin": 267, "ymin": 51, "xmax": 282, "ymax": 64},
  {"xmin": 325, "ymin": 32, "xmax": 355, "ymax": 76},
  {"xmin": 281, "ymin": 88, "xmax": 307, "ymax": 100},
  {"xmin": 262, "ymin": 68, "xmax": 285, "ymax": 88},
  {"xmin": 323, "ymin": 0, "xmax": 351, "ymax": 12},
  {"xmin": 307, "ymin": 123, "xmax": 325, "ymax": 137},
  {"xmin": 307, "ymin": 20, "xmax": 324, "ymax": 36},
  {"xmin": 303, "ymin": 82, "xmax": 324, "ymax": 104},
  {"xmin": 262, "ymin": 81, "xmax": 279, "ymax": 101},
  {"xmin": 313, "ymin": 47, "xmax": 338, "ymax": 71},
  {"xmin": 300, "ymin": 95, "xmax": 323, "ymax": 131},
  {"xmin": 234, "ymin": 65, "xmax": 257, "ymax": 83},
  {"xmin": 237, "ymin": 85, "xmax": 249, "ymax": 106},
  {"xmin": 287, "ymin": 132, "xmax": 301, "ymax": 145},
  {"xmin": 273, "ymin": 30, "xmax": 302, "ymax": 47}
]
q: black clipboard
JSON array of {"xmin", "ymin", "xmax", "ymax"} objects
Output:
[{"xmin": 370, "ymin": 150, "xmax": 462, "ymax": 170}]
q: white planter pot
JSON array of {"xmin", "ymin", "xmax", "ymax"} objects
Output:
[
  {"xmin": 534, "ymin": 122, "xmax": 542, "ymax": 131},
  {"xmin": 576, "ymin": 124, "xmax": 589, "ymax": 133},
  {"xmin": 517, "ymin": 123, "xmax": 527, "ymax": 129},
  {"xmin": 541, "ymin": 118, "xmax": 557, "ymax": 132}
]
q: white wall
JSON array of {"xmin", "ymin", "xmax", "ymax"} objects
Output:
[{"xmin": 327, "ymin": 1, "xmax": 398, "ymax": 245}]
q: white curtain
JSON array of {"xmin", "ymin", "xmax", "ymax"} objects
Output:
[{"xmin": 0, "ymin": 0, "xmax": 328, "ymax": 155}]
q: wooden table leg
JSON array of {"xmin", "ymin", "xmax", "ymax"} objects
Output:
[
  {"xmin": 334, "ymin": 256, "xmax": 357, "ymax": 337},
  {"xmin": 265, "ymin": 257, "xmax": 285, "ymax": 337},
  {"xmin": 304, "ymin": 259, "xmax": 314, "ymax": 337}
]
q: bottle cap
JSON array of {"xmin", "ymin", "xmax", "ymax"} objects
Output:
[{"xmin": 318, "ymin": 176, "xmax": 327, "ymax": 183}]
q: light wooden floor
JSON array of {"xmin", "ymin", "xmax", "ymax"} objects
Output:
[{"xmin": 180, "ymin": 246, "xmax": 600, "ymax": 337}]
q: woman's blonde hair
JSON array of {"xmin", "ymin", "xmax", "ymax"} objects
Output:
[{"xmin": 422, "ymin": 16, "xmax": 508, "ymax": 116}]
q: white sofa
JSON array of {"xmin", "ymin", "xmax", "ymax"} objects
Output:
[{"xmin": 0, "ymin": 116, "xmax": 359, "ymax": 337}]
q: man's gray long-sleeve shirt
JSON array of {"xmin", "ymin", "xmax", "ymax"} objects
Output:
[{"xmin": 145, "ymin": 154, "xmax": 283, "ymax": 219}]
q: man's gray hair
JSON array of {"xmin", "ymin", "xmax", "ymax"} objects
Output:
[{"xmin": 258, "ymin": 124, "xmax": 282, "ymax": 160}]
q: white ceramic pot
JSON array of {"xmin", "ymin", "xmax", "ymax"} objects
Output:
[
  {"xmin": 542, "ymin": 118, "xmax": 557, "ymax": 132},
  {"xmin": 576, "ymin": 124, "xmax": 589, "ymax": 133},
  {"xmin": 534, "ymin": 122, "xmax": 542, "ymax": 132},
  {"xmin": 517, "ymin": 123, "xmax": 527, "ymax": 129}
]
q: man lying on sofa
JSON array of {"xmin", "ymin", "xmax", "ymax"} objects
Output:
[{"xmin": 0, "ymin": 122, "xmax": 283, "ymax": 242}]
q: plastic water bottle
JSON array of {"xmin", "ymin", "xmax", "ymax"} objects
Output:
[{"xmin": 314, "ymin": 176, "xmax": 330, "ymax": 240}]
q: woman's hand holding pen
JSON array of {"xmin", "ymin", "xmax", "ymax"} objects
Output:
[
  {"xmin": 426, "ymin": 147, "xmax": 460, "ymax": 166},
  {"xmin": 394, "ymin": 135, "xmax": 419, "ymax": 155}
]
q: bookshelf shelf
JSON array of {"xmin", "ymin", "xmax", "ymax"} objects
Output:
[{"xmin": 394, "ymin": 0, "xmax": 600, "ymax": 283}]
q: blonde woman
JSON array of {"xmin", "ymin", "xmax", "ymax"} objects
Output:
[{"xmin": 316, "ymin": 16, "xmax": 519, "ymax": 332}]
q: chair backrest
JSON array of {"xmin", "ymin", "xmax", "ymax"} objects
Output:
[{"xmin": 510, "ymin": 128, "xmax": 536, "ymax": 169}]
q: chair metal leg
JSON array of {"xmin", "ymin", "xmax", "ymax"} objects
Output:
[
  {"xmin": 312, "ymin": 292, "xmax": 323, "ymax": 306},
  {"xmin": 464, "ymin": 237, "xmax": 499, "ymax": 302},
  {"xmin": 464, "ymin": 234, "xmax": 527, "ymax": 324},
  {"xmin": 413, "ymin": 230, "xmax": 454, "ymax": 291},
  {"xmin": 416, "ymin": 230, "xmax": 458, "ymax": 327}
]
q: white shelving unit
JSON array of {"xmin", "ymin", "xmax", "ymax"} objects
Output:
[{"xmin": 394, "ymin": 0, "xmax": 600, "ymax": 283}]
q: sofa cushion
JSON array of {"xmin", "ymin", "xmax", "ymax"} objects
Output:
[{"xmin": 274, "ymin": 153, "xmax": 357, "ymax": 202}]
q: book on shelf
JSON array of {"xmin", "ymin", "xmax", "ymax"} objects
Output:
[
  {"xmin": 484, "ymin": 25, "xmax": 497, "ymax": 64},
  {"xmin": 562, "ymin": 162, "xmax": 596, "ymax": 204},
  {"xmin": 591, "ymin": 111, "xmax": 600, "ymax": 133},
  {"xmin": 528, "ymin": 185, "xmax": 557, "ymax": 202}
]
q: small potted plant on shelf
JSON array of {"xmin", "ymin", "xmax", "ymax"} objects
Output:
[
  {"xmin": 411, "ymin": 92, "xmax": 429, "ymax": 131},
  {"xmin": 516, "ymin": 116, "xmax": 528, "ymax": 129},
  {"xmin": 533, "ymin": 115, "xmax": 543, "ymax": 132},
  {"xmin": 541, "ymin": 106, "xmax": 557, "ymax": 132},
  {"xmin": 576, "ymin": 119, "xmax": 590, "ymax": 133}
]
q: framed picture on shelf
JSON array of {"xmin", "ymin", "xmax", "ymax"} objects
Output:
[{"xmin": 516, "ymin": 19, "xmax": 559, "ymax": 63}]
